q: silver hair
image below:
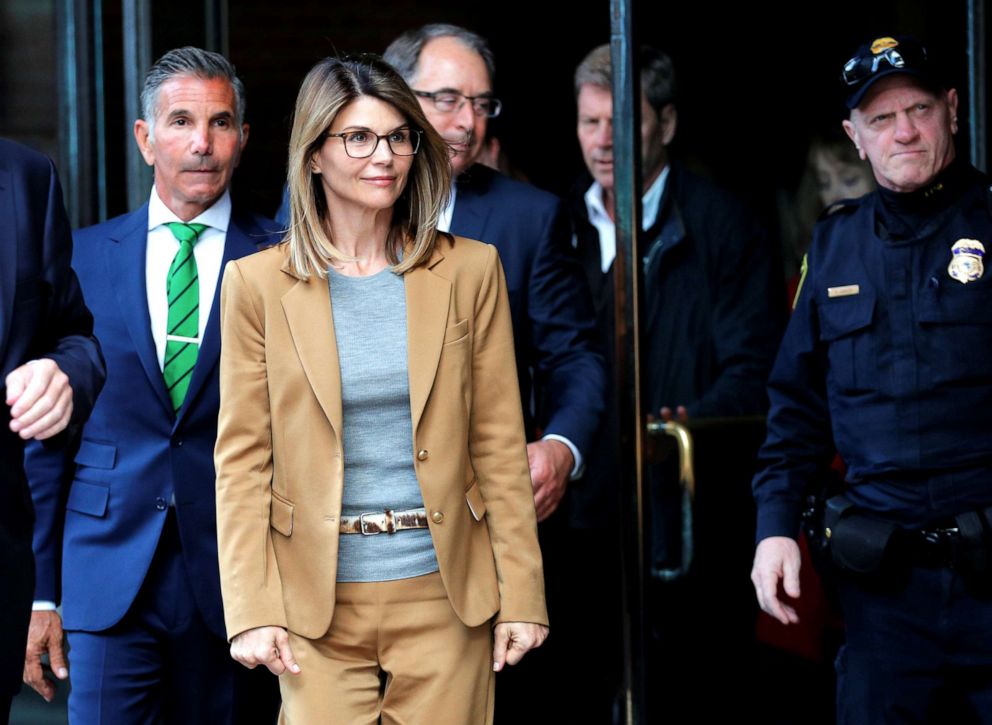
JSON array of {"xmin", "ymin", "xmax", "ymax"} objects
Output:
[
  {"xmin": 384, "ymin": 23, "xmax": 496, "ymax": 86},
  {"xmin": 574, "ymin": 44, "xmax": 677, "ymax": 112},
  {"xmin": 140, "ymin": 46, "xmax": 246, "ymax": 139}
]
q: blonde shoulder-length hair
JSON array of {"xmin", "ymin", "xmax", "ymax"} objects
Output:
[{"xmin": 285, "ymin": 54, "xmax": 452, "ymax": 278}]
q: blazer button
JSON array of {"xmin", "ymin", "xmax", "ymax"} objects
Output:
[
  {"xmin": 417, "ymin": 449, "xmax": 429, "ymax": 461},
  {"xmin": 155, "ymin": 497, "xmax": 167, "ymax": 511},
  {"xmin": 431, "ymin": 510, "xmax": 444, "ymax": 524}
]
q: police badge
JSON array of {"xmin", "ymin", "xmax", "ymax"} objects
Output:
[{"xmin": 948, "ymin": 239, "xmax": 986, "ymax": 284}]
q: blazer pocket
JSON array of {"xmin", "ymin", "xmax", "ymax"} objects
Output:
[
  {"xmin": 443, "ymin": 319, "xmax": 469, "ymax": 345},
  {"xmin": 270, "ymin": 490, "xmax": 294, "ymax": 536},
  {"xmin": 465, "ymin": 480, "xmax": 486, "ymax": 521},
  {"xmin": 66, "ymin": 481, "xmax": 109, "ymax": 518},
  {"xmin": 74, "ymin": 440, "xmax": 118, "ymax": 469}
]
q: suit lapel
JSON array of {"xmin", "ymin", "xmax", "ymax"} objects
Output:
[
  {"xmin": 105, "ymin": 205, "xmax": 173, "ymax": 417},
  {"xmin": 450, "ymin": 168, "xmax": 493, "ymax": 242},
  {"xmin": 281, "ymin": 269, "xmax": 343, "ymax": 437},
  {"xmin": 175, "ymin": 214, "xmax": 260, "ymax": 426},
  {"xmin": 0, "ymin": 168, "xmax": 16, "ymax": 362},
  {"xmin": 405, "ymin": 251, "xmax": 451, "ymax": 434}
]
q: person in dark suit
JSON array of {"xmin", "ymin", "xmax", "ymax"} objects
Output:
[
  {"xmin": 0, "ymin": 137, "xmax": 105, "ymax": 724},
  {"xmin": 571, "ymin": 44, "xmax": 785, "ymax": 720},
  {"xmin": 21, "ymin": 47, "xmax": 280, "ymax": 724}
]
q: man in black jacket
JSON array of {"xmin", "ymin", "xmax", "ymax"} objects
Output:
[
  {"xmin": 570, "ymin": 44, "xmax": 784, "ymax": 718},
  {"xmin": 0, "ymin": 138, "xmax": 105, "ymax": 722}
]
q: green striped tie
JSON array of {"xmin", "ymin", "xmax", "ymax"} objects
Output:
[{"xmin": 163, "ymin": 222, "xmax": 207, "ymax": 413}]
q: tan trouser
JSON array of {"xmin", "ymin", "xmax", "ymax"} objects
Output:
[{"xmin": 278, "ymin": 571, "xmax": 494, "ymax": 724}]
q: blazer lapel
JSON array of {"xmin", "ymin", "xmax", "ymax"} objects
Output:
[
  {"xmin": 105, "ymin": 205, "xmax": 173, "ymax": 417},
  {"xmin": 175, "ymin": 215, "xmax": 260, "ymax": 426},
  {"xmin": 405, "ymin": 250, "xmax": 451, "ymax": 434},
  {"xmin": 281, "ymin": 265, "xmax": 343, "ymax": 437},
  {"xmin": 0, "ymin": 168, "xmax": 15, "ymax": 362}
]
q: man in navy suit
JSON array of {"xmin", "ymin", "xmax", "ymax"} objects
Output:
[
  {"xmin": 383, "ymin": 22, "xmax": 606, "ymax": 721},
  {"xmin": 0, "ymin": 138, "xmax": 105, "ymax": 724},
  {"xmin": 22, "ymin": 47, "xmax": 280, "ymax": 723}
]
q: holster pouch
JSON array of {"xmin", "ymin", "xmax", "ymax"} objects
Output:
[
  {"xmin": 954, "ymin": 511, "xmax": 988, "ymax": 574},
  {"xmin": 824, "ymin": 495, "xmax": 901, "ymax": 576}
]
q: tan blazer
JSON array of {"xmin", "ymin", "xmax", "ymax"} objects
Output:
[{"xmin": 215, "ymin": 236, "xmax": 548, "ymax": 641}]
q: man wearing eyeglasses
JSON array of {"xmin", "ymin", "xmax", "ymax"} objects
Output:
[{"xmin": 752, "ymin": 36, "xmax": 992, "ymax": 722}]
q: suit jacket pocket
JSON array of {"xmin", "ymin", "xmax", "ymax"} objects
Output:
[
  {"xmin": 270, "ymin": 490, "xmax": 294, "ymax": 536},
  {"xmin": 66, "ymin": 481, "xmax": 109, "ymax": 517},
  {"xmin": 74, "ymin": 440, "xmax": 118, "ymax": 469},
  {"xmin": 443, "ymin": 319, "xmax": 469, "ymax": 345},
  {"xmin": 465, "ymin": 479, "xmax": 486, "ymax": 521}
]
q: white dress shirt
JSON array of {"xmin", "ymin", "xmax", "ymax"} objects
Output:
[
  {"xmin": 146, "ymin": 186, "xmax": 230, "ymax": 368},
  {"xmin": 583, "ymin": 165, "xmax": 670, "ymax": 272},
  {"xmin": 437, "ymin": 182, "xmax": 457, "ymax": 234}
]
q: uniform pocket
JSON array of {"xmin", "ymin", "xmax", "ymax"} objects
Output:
[
  {"xmin": 818, "ymin": 293, "xmax": 877, "ymax": 392},
  {"xmin": 919, "ymin": 284, "xmax": 992, "ymax": 384}
]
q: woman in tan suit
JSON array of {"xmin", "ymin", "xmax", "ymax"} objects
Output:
[{"xmin": 214, "ymin": 55, "xmax": 547, "ymax": 724}]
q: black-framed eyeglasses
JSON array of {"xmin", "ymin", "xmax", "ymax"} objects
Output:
[
  {"xmin": 841, "ymin": 42, "xmax": 928, "ymax": 86},
  {"xmin": 324, "ymin": 128, "xmax": 422, "ymax": 158},
  {"xmin": 413, "ymin": 90, "xmax": 502, "ymax": 118}
]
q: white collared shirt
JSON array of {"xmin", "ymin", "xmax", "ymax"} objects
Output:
[
  {"xmin": 437, "ymin": 182, "xmax": 457, "ymax": 234},
  {"xmin": 145, "ymin": 187, "xmax": 230, "ymax": 369},
  {"xmin": 583, "ymin": 165, "xmax": 670, "ymax": 273}
]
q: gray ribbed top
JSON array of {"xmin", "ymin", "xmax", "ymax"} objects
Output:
[{"xmin": 327, "ymin": 265, "xmax": 439, "ymax": 582}]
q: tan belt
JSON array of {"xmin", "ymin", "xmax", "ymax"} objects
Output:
[{"xmin": 339, "ymin": 508, "xmax": 430, "ymax": 535}]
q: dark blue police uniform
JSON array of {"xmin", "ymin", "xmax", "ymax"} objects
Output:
[{"xmin": 754, "ymin": 159, "xmax": 992, "ymax": 722}]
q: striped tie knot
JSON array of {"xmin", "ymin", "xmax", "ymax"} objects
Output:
[{"xmin": 166, "ymin": 222, "xmax": 208, "ymax": 246}]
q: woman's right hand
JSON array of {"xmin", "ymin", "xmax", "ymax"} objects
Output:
[{"xmin": 230, "ymin": 626, "xmax": 302, "ymax": 676}]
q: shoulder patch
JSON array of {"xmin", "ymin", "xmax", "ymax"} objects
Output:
[{"xmin": 792, "ymin": 254, "xmax": 808, "ymax": 310}]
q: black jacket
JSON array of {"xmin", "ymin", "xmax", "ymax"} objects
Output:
[{"xmin": 569, "ymin": 162, "xmax": 784, "ymax": 528}]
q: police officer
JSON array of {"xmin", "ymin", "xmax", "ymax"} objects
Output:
[{"xmin": 751, "ymin": 36, "xmax": 992, "ymax": 722}]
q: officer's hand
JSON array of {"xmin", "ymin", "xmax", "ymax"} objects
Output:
[
  {"xmin": 751, "ymin": 536, "xmax": 802, "ymax": 625},
  {"xmin": 230, "ymin": 626, "xmax": 301, "ymax": 676},
  {"xmin": 23, "ymin": 610, "xmax": 69, "ymax": 701}
]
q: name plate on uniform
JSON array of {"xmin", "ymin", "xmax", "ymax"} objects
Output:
[{"xmin": 827, "ymin": 284, "xmax": 860, "ymax": 298}]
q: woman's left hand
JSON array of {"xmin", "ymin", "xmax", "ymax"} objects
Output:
[{"xmin": 492, "ymin": 622, "xmax": 549, "ymax": 671}]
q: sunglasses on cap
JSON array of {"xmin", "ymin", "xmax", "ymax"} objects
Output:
[{"xmin": 841, "ymin": 38, "xmax": 929, "ymax": 87}]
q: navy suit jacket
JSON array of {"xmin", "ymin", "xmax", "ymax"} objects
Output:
[
  {"xmin": 0, "ymin": 137, "xmax": 104, "ymax": 696},
  {"xmin": 275, "ymin": 166, "xmax": 605, "ymax": 459},
  {"xmin": 449, "ymin": 165, "xmax": 604, "ymax": 458},
  {"xmin": 28, "ymin": 203, "xmax": 279, "ymax": 638}
]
